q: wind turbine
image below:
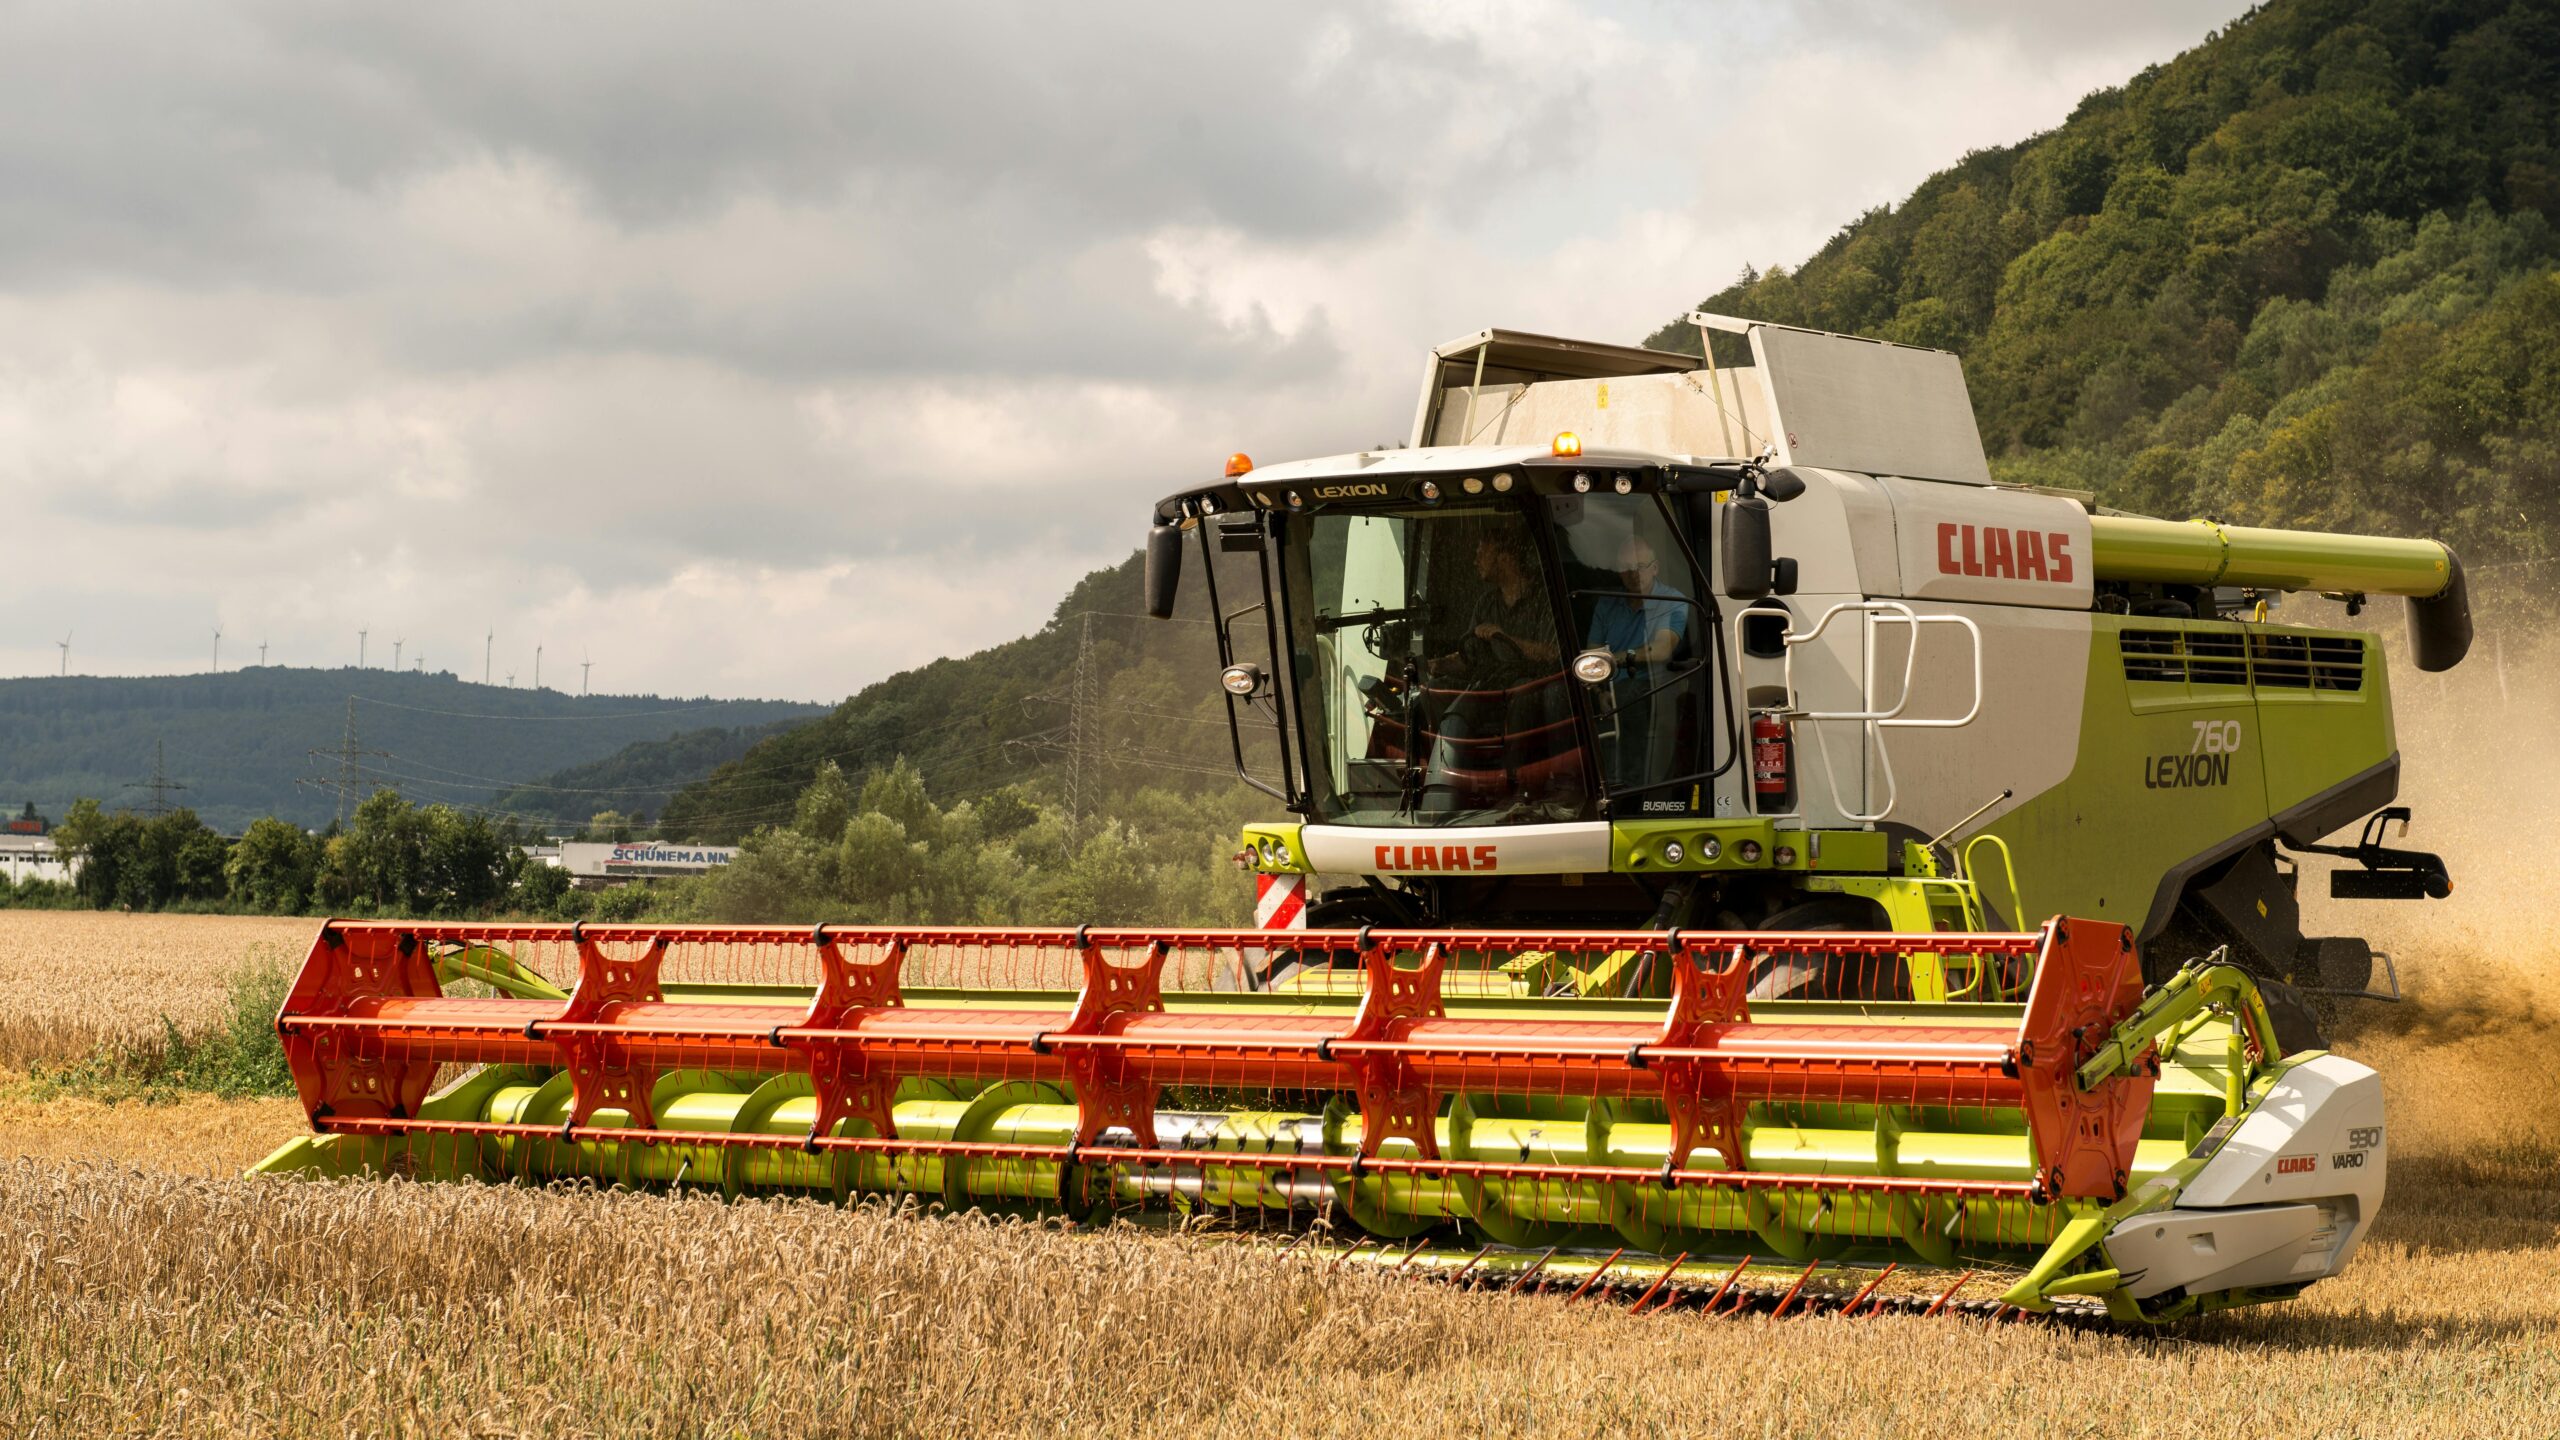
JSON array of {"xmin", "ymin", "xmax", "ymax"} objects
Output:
[{"xmin": 55, "ymin": 630, "xmax": 70, "ymax": 677}]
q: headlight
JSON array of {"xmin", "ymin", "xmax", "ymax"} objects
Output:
[{"xmin": 1221, "ymin": 663, "xmax": 1265, "ymax": 697}]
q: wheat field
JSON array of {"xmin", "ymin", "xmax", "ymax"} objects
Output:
[
  {"xmin": 0, "ymin": 662, "xmax": 2555, "ymax": 1437},
  {"xmin": 0, "ymin": 906, "xmax": 2553, "ymax": 1438},
  {"xmin": 0, "ymin": 911, "xmax": 309, "ymax": 1069}
]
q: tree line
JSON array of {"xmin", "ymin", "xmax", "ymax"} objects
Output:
[
  {"xmin": 13, "ymin": 761, "xmax": 1258, "ymax": 929},
  {"xmin": 17, "ymin": 792, "xmax": 618, "ymax": 919}
]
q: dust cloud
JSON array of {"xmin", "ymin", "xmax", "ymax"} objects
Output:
[{"xmin": 2306, "ymin": 603, "xmax": 2560, "ymax": 1203}]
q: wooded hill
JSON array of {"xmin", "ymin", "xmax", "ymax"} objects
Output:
[
  {"xmin": 487, "ymin": 720, "xmax": 810, "ymax": 832},
  {"xmin": 0, "ymin": 669, "xmax": 826, "ymax": 833},
  {"xmin": 1645, "ymin": 0, "xmax": 2560, "ymax": 576}
]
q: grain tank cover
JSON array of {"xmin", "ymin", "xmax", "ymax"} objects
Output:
[{"xmin": 1411, "ymin": 316, "xmax": 1994, "ymax": 485}]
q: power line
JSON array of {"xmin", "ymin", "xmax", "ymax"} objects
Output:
[
  {"xmin": 123, "ymin": 740, "xmax": 188, "ymax": 817},
  {"xmin": 1065, "ymin": 613, "xmax": 1096, "ymax": 825},
  {"xmin": 302, "ymin": 698, "xmax": 391, "ymax": 826},
  {"xmin": 349, "ymin": 695, "xmax": 818, "ymax": 722}
]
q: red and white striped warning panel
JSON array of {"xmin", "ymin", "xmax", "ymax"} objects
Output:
[{"xmin": 1254, "ymin": 871, "xmax": 1307, "ymax": 929}]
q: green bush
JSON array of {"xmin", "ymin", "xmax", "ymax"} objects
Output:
[
  {"xmin": 0, "ymin": 877, "xmax": 83, "ymax": 910},
  {"xmin": 590, "ymin": 884, "xmax": 655, "ymax": 922}
]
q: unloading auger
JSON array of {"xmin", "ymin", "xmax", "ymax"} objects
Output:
[{"xmin": 259, "ymin": 917, "xmax": 2387, "ymax": 1321}]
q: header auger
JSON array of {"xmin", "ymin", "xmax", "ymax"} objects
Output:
[{"xmin": 261, "ymin": 917, "xmax": 2384, "ymax": 1322}]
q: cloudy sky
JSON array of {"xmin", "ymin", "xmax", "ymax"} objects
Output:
[{"xmin": 3, "ymin": 0, "xmax": 2249, "ymax": 701}]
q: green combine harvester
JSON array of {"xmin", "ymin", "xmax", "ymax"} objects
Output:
[{"xmin": 264, "ymin": 316, "xmax": 2459, "ymax": 1321}]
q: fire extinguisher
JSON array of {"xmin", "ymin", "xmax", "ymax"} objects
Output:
[{"xmin": 1751, "ymin": 710, "xmax": 1794, "ymax": 814}]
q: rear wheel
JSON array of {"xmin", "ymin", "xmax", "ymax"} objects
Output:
[{"xmin": 2148, "ymin": 905, "xmax": 2330, "ymax": 1052}]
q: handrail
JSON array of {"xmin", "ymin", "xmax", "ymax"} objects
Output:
[{"xmin": 1736, "ymin": 600, "xmax": 1985, "ymax": 824}]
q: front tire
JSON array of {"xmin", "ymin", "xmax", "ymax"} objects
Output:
[{"xmin": 1746, "ymin": 895, "xmax": 1901, "ymax": 1001}]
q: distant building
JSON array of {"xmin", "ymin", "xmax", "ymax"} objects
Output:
[
  {"xmin": 557, "ymin": 840, "xmax": 739, "ymax": 889},
  {"xmin": 0, "ymin": 834, "xmax": 77, "ymax": 885}
]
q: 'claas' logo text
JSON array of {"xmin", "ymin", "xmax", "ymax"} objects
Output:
[
  {"xmin": 1937, "ymin": 523, "xmax": 2074, "ymax": 583},
  {"xmin": 1375, "ymin": 844, "xmax": 1499, "ymax": 872}
]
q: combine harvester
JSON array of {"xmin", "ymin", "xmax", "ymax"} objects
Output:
[{"xmin": 264, "ymin": 316, "xmax": 2465, "ymax": 1322}]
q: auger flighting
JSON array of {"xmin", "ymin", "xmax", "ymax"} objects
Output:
[{"xmin": 264, "ymin": 316, "xmax": 2457, "ymax": 1321}]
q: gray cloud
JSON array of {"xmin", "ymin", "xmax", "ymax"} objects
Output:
[{"xmin": 3, "ymin": 1, "xmax": 2254, "ymax": 701}]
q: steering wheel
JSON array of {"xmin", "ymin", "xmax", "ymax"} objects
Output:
[{"xmin": 1457, "ymin": 629, "xmax": 1521, "ymax": 670}]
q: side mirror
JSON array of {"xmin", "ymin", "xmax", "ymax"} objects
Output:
[
  {"xmin": 1144, "ymin": 524, "xmax": 1184, "ymax": 619},
  {"xmin": 1723, "ymin": 496, "xmax": 1773, "ymax": 599}
]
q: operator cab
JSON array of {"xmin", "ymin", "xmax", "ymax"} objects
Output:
[
  {"xmin": 1144, "ymin": 323, "xmax": 1865, "ymax": 844},
  {"xmin": 1163, "ymin": 434, "xmax": 1766, "ymax": 827}
]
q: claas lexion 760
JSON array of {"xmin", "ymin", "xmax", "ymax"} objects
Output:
[{"xmin": 262, "ymin": 315, "xmax": 2465, "ymax": 1321}]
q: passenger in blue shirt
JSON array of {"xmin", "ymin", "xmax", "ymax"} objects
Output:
[
  {"xmin": 1587, "ymin": 537, "xmax": 1688, "ymax": 792},
  {"xmin": 1588, "ymin": 537, "xmax": 1687, "ymax": 671}
]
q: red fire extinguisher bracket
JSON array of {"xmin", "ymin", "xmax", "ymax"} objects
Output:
[{"xmin": 1751, "ymin": 710, "xmax": 1796, "ymax": 816}]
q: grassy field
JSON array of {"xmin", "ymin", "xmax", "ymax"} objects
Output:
[{"xmin": 1, "ymin": 667, "xmax": 2555, "ymax": 1437}]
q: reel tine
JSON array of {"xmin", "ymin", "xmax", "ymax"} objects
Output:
[
  {"xmin": 1767, "ymin": 1257, "xmax": 1822, "ymax": 1321},
  {"xmin": 1922, "ymin": 1269, "xmax": 1976, "ymax": 1318}
]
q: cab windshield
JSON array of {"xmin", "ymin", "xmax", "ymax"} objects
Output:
[
  {"xmin": 1279, "ymin": 491, "xmax": 1713, "ymax": 827},
  {"xmin": 1282, "ymin": 500, "xmax": 1587, "ymax": 827}
]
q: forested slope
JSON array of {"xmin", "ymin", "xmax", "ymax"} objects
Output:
[
  {"xmin": 488, "ymin": 720, "xmax": 810, "ymax": 831},
  {"xmin": 1645, "ymin": 0, "xmax": 2560, "ymax": 573},
  {"xmin": 661, "ymin": 553, "xmax": 1270, "ymax": 845}
]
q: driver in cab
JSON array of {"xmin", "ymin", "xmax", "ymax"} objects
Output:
[
  {"xmin": 1420, "ymin": 527, "xmax": 1567, "ymax": 809},
  {"xmin": 1438, "ymin": 529, "xmax": 1559, "ymax": 683}
]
